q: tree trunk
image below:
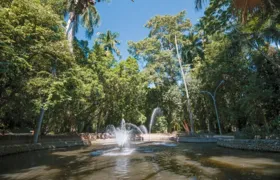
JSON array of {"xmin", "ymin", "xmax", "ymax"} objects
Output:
[
  {"xmin": 66, "ymin": 12, "xmax": 75, "ymax": 53},
  {"xmin": 202, "ymin": 96, "xmax": 211, "ymax": 132},
  {"xmin": 175, "ymin": 36, "xmax": 195, "ymax": 134}
]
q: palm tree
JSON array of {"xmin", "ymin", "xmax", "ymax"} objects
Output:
[
  {"xmin": 96, "ymin": 30, "xmax": 121, "ymax": 58},
  {"xmin": 66, "ymin": 0, "xmax": 103, "ymax": 53}
]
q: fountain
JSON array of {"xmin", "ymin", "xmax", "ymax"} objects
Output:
[
  {"xmin": 106, "ymin": 119, "xmax": 147, "ymax": 149},
  {"xmin": 91, "ymin": 110, "xmax": 167, "ymax": 157},
  {"xmin": 139, "ymin": 125, "xmax": 148, "ymax": 134},
  {"xmin": 149, "ymin": 107, "xmax": 162, "ymax": 134},
  {"xmin": 113, "ymin": 119, "xmax": 129, "ymax": 148},
  {"xmin": 91, "ymin": 119, "xmax": 147, "ymax": 157}
]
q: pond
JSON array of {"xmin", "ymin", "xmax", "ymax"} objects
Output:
[{"xmin": 0, "ymin": 142, "xmax": 280, "ymax": 180}]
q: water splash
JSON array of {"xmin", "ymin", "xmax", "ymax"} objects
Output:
[
  {"xmin": 125, "ymin": 123, "xmax": 145, "ymax": 134},
  {"xmin": 106, "ymin": 119, "xmax": 147, "ymax": 148},
  {"xmin": 139, "ymin": 125, "xmax": 148, "ymax": 134}
]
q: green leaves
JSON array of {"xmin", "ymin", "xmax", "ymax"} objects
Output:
[
  {"xmin": 128, "ymin": 11, "xmax": 195, "ymax": 131},
  {"xmin": 81, "ymin": 5, "xmax": 100, "ymax": 38},
  {"xmin": 145, "ymin": 11, "xmax": 191, "ymax": 51},
  {"xmin": 128, "ymin": 11, "xmax": 193, "ymax": 87},
  {"xmin": 96, "ymin": 30, "xmax": 121, "ymax": 58},
  {"xmin": 1, "ymin": 0, "xmax": 279, "ymax": 135},
  {"xmin": 0, "ymin": 0, "xmax": 75, "ymax": 131}
]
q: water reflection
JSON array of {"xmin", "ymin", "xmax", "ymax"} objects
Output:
[
  {"xmin": 114, "ymin": 157, "xmax": 129, "ymax": 179},
  {"xmin": 152, "ymin": 142, "xmax": 177, "ymax": 147},
  {"xmin": 0, "ymin": 143, "xmax": 280, "ymax": 180}
]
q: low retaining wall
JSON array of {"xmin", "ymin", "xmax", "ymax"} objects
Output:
[
  {"xmin": 0, "ymin": 134, "xmax": 81, "ymax": 145},
  {"xmin": 217, "ymin": 139, "xmax": 280, "ymax": 152},
  {"xmin": 0, "ymin": 140, "xmax": 87, "ymax": 156},
  {"xmin": 178, "ymin": 137, "xmax": 217, "ymax": 143},
  {"xmin": 178, "ymin": 135, "xmax": 234, "ymax": 143},
  {"xmin": 0, "ymin": 133, "xmax": 97, "ymax": 146}
]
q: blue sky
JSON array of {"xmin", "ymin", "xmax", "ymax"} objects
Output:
[{"xmin": 75, "ymin": 0, "xmax": 206, "ymax": 60}]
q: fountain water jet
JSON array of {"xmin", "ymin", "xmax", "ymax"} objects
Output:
[
  {"xmin": 139, "ymin": 125, "xmax": 148, "ymax": 134},
  {"xmin": 106, "ymin": 119, "xmax": 147, "ymax": 149},
  {"xmin": 149, "ymin": 107, "xmax": 162, "ymax": 134}
]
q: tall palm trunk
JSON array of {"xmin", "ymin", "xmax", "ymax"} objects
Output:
[{"xmin": 66, "ymin": 12, "xmax": 76, "ymax": 53}]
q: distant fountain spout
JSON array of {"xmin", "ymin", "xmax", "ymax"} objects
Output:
[{"xmin": 149, "ymin": 107, "xmax": 162, "ymax": 134}]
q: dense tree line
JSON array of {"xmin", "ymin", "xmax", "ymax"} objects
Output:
[
  {"xmin": 0, "ymin": 0, "xmax": 146, "ymax": 134},
  {"xmin": 0, "ymin": 0, "xmax": 279, "ymax": 137},
  {"xmin": 129, "ymin": 0, "xmax": 280, "ymax": 136}
]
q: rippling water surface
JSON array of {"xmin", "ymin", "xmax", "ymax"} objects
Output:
[{"xmin": 0, "ymin": 142, "xmax": 280, "ymax": 180}]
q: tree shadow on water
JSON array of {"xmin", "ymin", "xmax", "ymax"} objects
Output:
[{"xmin": 0, "ymin": 145, "xmax": 119, "ymax": 180}]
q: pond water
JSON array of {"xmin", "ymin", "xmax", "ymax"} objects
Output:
[{"xmin": 0, "ymin": 142, "xmax": 280, "ymax": 180}]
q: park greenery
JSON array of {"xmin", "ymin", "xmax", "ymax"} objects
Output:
[{"xmin": 0, "ymin": 0, "xmax": 279, "ymax": 138}]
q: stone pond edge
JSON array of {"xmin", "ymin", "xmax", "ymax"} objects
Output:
[
  {"xmin": 217, "ymin": 139, "xmax": 280, "ymax": 153},
  {"xmin": 0, "ymin": 141, "xmax": 88, "ymax": 156},
  {"xmin": 1, "ymin": 139, "xmax": 280, "ymax": 156}
]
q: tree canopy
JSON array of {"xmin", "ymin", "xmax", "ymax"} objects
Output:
[{"xmin": 0, "ymin": 0, "xmax": 279, "ymax": 137}]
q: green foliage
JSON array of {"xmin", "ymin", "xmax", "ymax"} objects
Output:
[
  {"xmin": 0, "ymin": 0, "xmax": 73, "ymax": 130},
  {"xmin": 1, "ymin": 0, "xmax": 279, "ymax": 137},
  {"xmin": 189, "ymin": 1, "xmax": 280, "ymax": 135},
  {"xmin": 270, "ymin": 116, "xmax": 280, "ymax": 134},
  {"xmin": 0, "ymin": 0, "xmax": 146, "ymax": 133},
  {"xmin": 153, "ymin": 116, "xmax": 168, "ymax": 133},
  {"xmin": 128, "ymin": 11, "xmax": 195, "ymax": 132},
  {"xmin": 96, "ymin": 30, "xmax": 121, "ymax": 58}
]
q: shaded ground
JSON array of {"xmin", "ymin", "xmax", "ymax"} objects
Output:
[{"xmin": 0, "ymin": 142, "xmax": 279, "ymax": 180}]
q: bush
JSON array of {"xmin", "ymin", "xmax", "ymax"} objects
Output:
[
  {"xmin": 235, "ymin": 124, "xmax": 280, "ymax": 139},
  {"xmin": 270, "ymin": 116, "xmax": 280, "ymax": 134}
]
